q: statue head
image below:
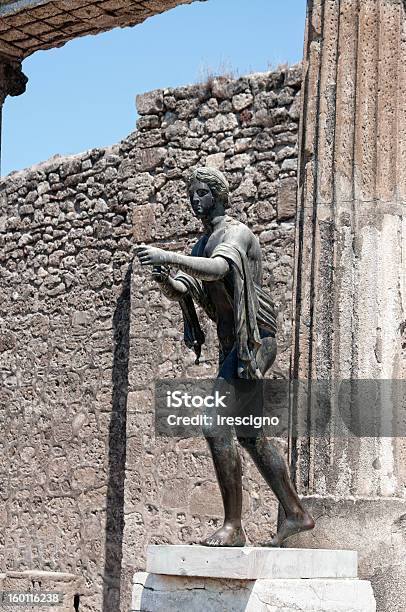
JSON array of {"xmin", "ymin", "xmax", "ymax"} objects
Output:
[{"xmin": 187, "ymin": 166, "xmax": 230, "ymax": 219}]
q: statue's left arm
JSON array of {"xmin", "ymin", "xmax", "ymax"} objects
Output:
[{"xmin": 135, "ymin": 245, "xmax": 229, "ymax": 281}]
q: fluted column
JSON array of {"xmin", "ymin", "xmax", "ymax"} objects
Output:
[{"xmin": 290, "ymin": 2, "xmax": 406, "ymax": 610}]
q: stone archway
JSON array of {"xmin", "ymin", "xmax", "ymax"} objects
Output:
[
  {"xmin": 0, "ymin": 0, "xmax": 205, "ymax": 60},
  {"xmin": 0, "ymin": 1, "xmax": 207, "ymax": 170}
]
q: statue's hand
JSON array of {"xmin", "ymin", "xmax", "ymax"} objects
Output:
[
  {"xmin": 135, "ymin": 245, "xmax": 170, "ymax": 267},
  {"xmin": 152, "ymin": 265, "xmax": 170, "ymax": 284}
]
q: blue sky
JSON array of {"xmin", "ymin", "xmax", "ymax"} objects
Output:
[{"xmin": 3, "ymin": 0, "xmax": 306, "ymax": 176}]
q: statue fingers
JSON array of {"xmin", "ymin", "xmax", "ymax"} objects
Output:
[
  {"xmin": 152, "ymin": 266, "xmax": 168, "ymax": 277},
  {"xmin": 134, "ymin": 245, "xmax": 152, "ymax": 260},
  {"xmin": 134, "ymin": 244, "xmax": 148, "ymax": 252}
]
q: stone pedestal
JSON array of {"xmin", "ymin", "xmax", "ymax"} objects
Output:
[
  {"xmin": 131, "ymin": 545, "xmax": 376, "ymax": 612},
  {"xmin": 291, "ymin": 1, "xmax": 406, "ymax": 611}
]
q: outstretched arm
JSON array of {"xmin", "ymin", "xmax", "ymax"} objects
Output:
[{"xmin": 135, "ymin": 245, "xmax": 229, "ymax": 281}]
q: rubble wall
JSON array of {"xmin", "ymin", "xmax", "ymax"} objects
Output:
[
  {"xmin": 123, "ymin": 66, "xmax": 301, "ymax": 609},
  {"xmin": 0, "ymin": 65, "xmax": 301, "ymax": 610}
]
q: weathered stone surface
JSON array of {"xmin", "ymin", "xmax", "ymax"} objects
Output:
[
  {"xmin": 164, "ymin": 119, "xmax": 188, "ymax": 140},
  {"xmin": 205, "ymin": 152, "xmax": 225, "ymax": 170},
  {"xmin": 0, "ymin": 67, "xmax": 301, "ymax": 612},
  {"xmin": 281, "ymin": 157, "xmax": 297, "ymax": 172},
  {"xmin": 1, "ymin": 571, "xmax": 84, "ymax": 612},
  {"xmin": 205, "ymin": 113, "xmax": 239, "ymax": 133},
  {"xmin": 136, "ymin": 89, "xmax": 164, "ymax": 115},
  {"xmin": 132, "ymin": 573, "xmax": 376, "ymax": 612},
  {"xmin": 211, "ymin": 76, "xmax": 233, "ymax": 99},
  {"xmin": 232, "ymin": 92, "xmax": 254, "ymax": 111},
  {"xmin": 146, "ymin": 545, "xmax": 358, "ymax": 579},
  {"xmin": 291, "ymin": 3, "xmax": 406, "ymax": 612},
  {"xmin": 288, "ymin": 498, "xmax": 406, "ymax": 612},
  {"xmin": 277, "ymin": 176, "xmax": 297, "ymax": 220},
  {"xmin": 133, "ymin": 204, "xmax": 158, "ymax": 242},
  {"xmin": 0, "ymin": 0, "xmax": 202, "ymax": 59},
  {"xmin": 133, "ymin": 147, "xmax": 166, "ymax": 171}
]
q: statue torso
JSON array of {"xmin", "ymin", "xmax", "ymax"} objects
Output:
[{"xmin": 195, "ymin": 216, "xmax": 263, "ymax": 355}]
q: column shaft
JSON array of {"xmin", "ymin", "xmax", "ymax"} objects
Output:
[{"xmin": 290, "ymin": 1, "xmax": 406, "ymax": 610}]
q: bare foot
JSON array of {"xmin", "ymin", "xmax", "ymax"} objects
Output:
[
  {"xmin": 201, "ymin": 522, "xmax": 246, "ymax": 547},
  {"xmin": 265, "ymin": 512, "xmax": 315, "ymax": 548}
]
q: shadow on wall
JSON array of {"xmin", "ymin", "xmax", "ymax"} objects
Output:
[{"xmin": 103, "ymin": 264, "xmax": 132, "ymax": 611}]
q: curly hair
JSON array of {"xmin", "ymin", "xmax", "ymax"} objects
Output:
[{"xmin": 187, "ymin": 166, "xmax": 230, "ymax": 208}]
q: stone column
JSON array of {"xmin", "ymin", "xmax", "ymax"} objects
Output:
[
  {"xmin": 290, "ymin": 1, "xmax": 406, "ymax": 611},
  {"xmin": 0, "ymin": 54, "xmax": 28, "ymax": 171}
]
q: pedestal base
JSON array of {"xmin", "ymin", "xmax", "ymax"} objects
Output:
[
  {"xmin": 131, "ymin": 546, "xmax": 376, "ymax": 612},
  {"xmin": 286, "ymin": 497, "xmax": 406, "ymax": 612}
]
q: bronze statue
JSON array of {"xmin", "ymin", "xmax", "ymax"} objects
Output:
[{"xmin": 135, "ymin": 166, "xmax": 314, "ymax": 547}]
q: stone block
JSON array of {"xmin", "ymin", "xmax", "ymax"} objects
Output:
[
  {"xmin": 132, "ymin": 574, "xmax": 376, "ymax": 612},
  {"xmin": 146, "ymin": 545, "xmax": 358, "ymax": 580},
  {"xmin": 211, "ymin": 77, "xmax": 232, "ymax": 99},
  {"xmin": 136, "ymin": 90, "xmax": 164, "ymax": 115},
  {"xmin": 287, "ymin": 497, "xmax": 406, "ymax": 612},
  {"xmin": 133, "ymin": 204, "xmax": 157, "ymax": 242},
  {"xmin": 188, "ymin": 482, "xmax": 223, "ymax": 517},
  {"xmin": 277, "ymin": 177, "xmax": 297, "ymax": 220},
  {"xmin": 206, "ymin": 113, "xmax": 239, "ymax": 133},
  {"xmin": 281, "ymin": 158, "xmax": 298, "ymax": 172},
  {"xmin": 205, "ymin": 152, "xmax": 225, "ymax": 170},
  {"xmin": 133, "ymin": 147, "xmax": 166, "ymax": 171},
  {"xmin": 232, "ymin": 92, "xmax": 254, "ymax": 111},
  {"xmin": 133, "ymin": 546, "xmax": 375, "ymax": 611}
]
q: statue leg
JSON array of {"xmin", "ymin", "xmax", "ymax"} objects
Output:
[
  {"xmin": 201, "ymin": 350, "xmax": 247, "ymax": 547},
  {"xmin": 201, "ymin": 429, "xmax": 246, "ymax": 547},
  {"xmin": 237, "ymin": 336, "xmax": 315, "ymax": 546},
  {"xmin": 237, "ymin": 433, "xmax": 314, "ymax": 546}
]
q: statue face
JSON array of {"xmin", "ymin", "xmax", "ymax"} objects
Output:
[{"xmin": 189, "ymin": 179, "xmax": 215, "ymax": 219}]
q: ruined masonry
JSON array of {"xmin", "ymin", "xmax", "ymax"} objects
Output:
[
  {"xmin": 0, "ymin": 66, "xmax": 301, "ymax": 612},
  {"xmin": 1, "ymin": 1, "xmax": 405, "ymax": 611}
]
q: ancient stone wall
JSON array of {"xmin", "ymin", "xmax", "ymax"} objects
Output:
[
  {"xmin": 0, "ymin": 145, "xmax": 132, "ymax": 612},
  {"xmin": 0, "ymin": 65, "xmax": 301, "ymax": 611},
  {"xmin": 123, "ymin": 66, "xmax": 302, "ymax": 609}
]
